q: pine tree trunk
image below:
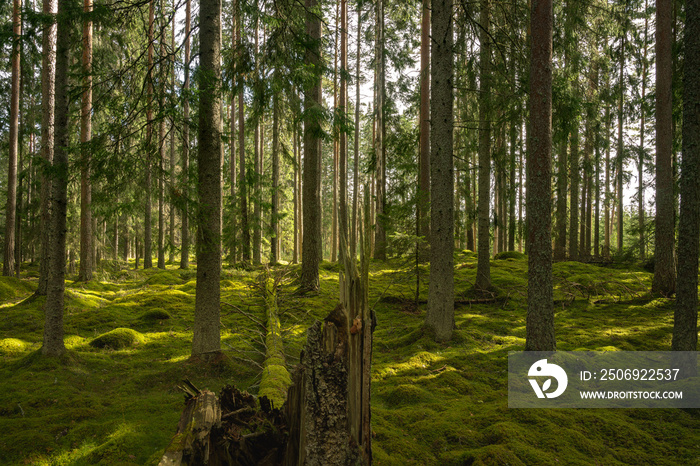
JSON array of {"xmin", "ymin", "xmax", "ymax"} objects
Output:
[
  {"xmin": 300, "ymin": 0, "xmax": 322, "ymax": 292},
  {"xmin": 339, "ymin": 0, "xmax": 348, "ymax": 262},
  {"xmin": 169, "ymin": 8, "xmax": 176, "ymax": 264},
  {"xmin": 554, "ymin": 136, "xmax": 568, "ymax": 260},
  {"xmin": 569, "ymin": 125, "xmax": 579, "ymax": 260},
  {"xmin": 417, "ymin": 0, "xmax": 430, "ymax": 260},
  {"xmin": 158, "ymin": 25, "xmax": 166, "ymax": 270},
  {"xmin": 180, "ymin": 0, "xmax": 191, "ymax": 269},
  {"xmin": 253, "ymin": 12, "xmax": 262, "ymax": 265},
  {"xmin": 475, "ymin": 0, "xmax": 492, "ymax": 292},
  {"xmin": 38, "ymin": 0, "xmax": 56, "ymax": 295},
  {"xmin": 237, "ymin": 2, "xmax": 250, "ymax": 263},
  {"xmin": 653, "ymin": 0, "xmax": 676, "ymax": 296},
  {"xmin": 616, "ymin": 24, "xmax": 625, "ymax": 254},
  {"xmin": 604, "ymin": 105, "xmax": 611, "ymax": 258},
  {"xmin": 673, "ymin": 0, "xmax": 699, "ymax": 351},
  {"xmin": 144, "ymin": 0, "xmax": 154, "ymax": 269},
  {"xmin": 4, "ymin": 0, "xmax": 21, "ymax": 277},
  {"xmin": 43, "ymin": 0, "xmax": 70, "ymax": 357},
  {"xmin": 525, "ymin": 0, "xmax": 555, "ymax": 352},
  {"xmin": 426, "ymin": 0, "xmax": 454, "ymax": 342},
  {"xmin": 192, "ymin": 0, "xmax": 222, "ymax": 356},
  {"xmin": 351, "ymin": 3, "xmax": 361, "ymax": 259},
  {"xmin": 271, "ymin": 73, "xmax": 280, "ymax": 265},
  {"xmin": 78, "ymin": 0, "xmax": 93, "ymax": 282},
  {"xmin": 373, "ymin": 0, "xmax": 386, "ymax": 261}
]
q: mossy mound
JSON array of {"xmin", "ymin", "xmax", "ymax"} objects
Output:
[
  {"xmin": 140, "ymin": 309, "xmax": 172, "ymax": 321},
  {"xmin": 0, "ymin": 338, "xmax": 28, "ymax": 356},
  {"xmin": 89, "ymin": 328, "xmax": 145, "ymax": 349},
  {"xmin": 494, "ymin": 251, "xmax": 525, "ymax": 260},
  {"xmin": 0, "ymin": 276, "xmax": 36, "ymax": 301},
  {"xmin": 143, "ymin": 270, "xmax": 184, "ymax": 286}
]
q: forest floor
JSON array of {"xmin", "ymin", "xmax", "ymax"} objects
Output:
[{"xmin": 0, "ymin": 253, "xmax": 699, "ymax": 465}]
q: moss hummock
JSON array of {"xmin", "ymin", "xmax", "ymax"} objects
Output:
[{"xmin": 89, "ymin": 328, "xmax": 145, "ymax": 349}]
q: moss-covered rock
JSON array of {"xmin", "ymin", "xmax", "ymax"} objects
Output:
[
  {"xmin": 0, "ymin": 276, "xmax": 36, "ymax": 301},
  {"xmin": 89, "ymin": 328, "xmax": 145, "ymax": 349}
]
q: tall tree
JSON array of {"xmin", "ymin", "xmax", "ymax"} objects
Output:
[
  {"xmin": 417, "ymin": 0, "xmax": 430, "ymax": 258},
  {"xmin": 270, "ymin": 71, "xmax": 280, "ymax": 264},
  {"xmin": 373, "ymin": 0, "xmax": 386, "ymax": 260},
  {"xmin": 158, "ymin": 7, "xmax": 167, "ymax": 270},
  {"xmin": 425, "ymin": 0, "xmax": 454, "ymax": 342},
  {"xmin": 475, "ymin": 0, "xmax": 492, "ymax": 292},
  {"xmin": 351, "ymin": 1, "xmax": 361, "ymax": 257},
  {"xmin": 4, "ymin": 0, "xmax": 21, "ymax": 276},
  {"xmin": 653, "ymin": 0, "xmax": 676, "ymax": 296},
  {"xmin": 180, "ymin": 0, "xmax": 191, "ymax": 269},
  {"xmin": 252, "ymin": 8, "xmax": 262, "ymax": 265},
  {"xmin": 43, "ymin": 0, "xmax": 71, "ymax": 357},
  {"xmin": 238, "ymin": 1, "xmax": 251, "ymax": 263},
  {"xmin": 192, "ymin": 0, "xmax": 222, "ymax": 356},
  {"xmin": 616, "ymin": 3, "xmax": 626, "ymax": 254},
  {"xmin": 638, "ymin": 0, "xmax": 649, "ymax": 260},
  {"xmin": 673, "ymin": 0, "xmax": 699, "ymax": 351},
  {"xmin": 338, "ymin": 0, "xmax": 348, "ymax": 259},
  {"xmin": 300, "ymin": 0, "xmax": 323, "ymax": 292},
  {"xmin": 169, "ymin": 9, "xmax": 176, "ymax": 264},
  {"xmin": 144, "ymin": 0, "xmax": 155, "ymax": 269},
  {"xmin": 38, "ymin": 0, "xmax": 57, "ymax": 295},
  {"xmin": 78, "ymin": 0, "xmax": 93, "ymax": 281},
  {"xmin": 525, "ymin": 0, "xmax": 555, "ymax": 351}
]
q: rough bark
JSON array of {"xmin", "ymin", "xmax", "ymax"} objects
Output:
[
  {"xmin": 338, "ymin": 0, "xmax": 348, "ymax": 264},
  {"xmin": 38, "ymin": 0, "xmax": 56, "ymax": 295},
  {"xmin": 569, "ymin": 125, "xmax": 579, "ymax": 260},
  {"xmin": 144, "ymin": 0, "xmax": 154, "ymax": 269},
  {"xmin": 78, "ymin": 0, "xmax": 93, "ymax": 282},
  {"xmin": 425, "ymin": 0, "xmax": 454, "ymax": 342},
  {"xmin": 351, "ymin": 3, "xmax": 361, "ymax": 258},
  {"xmin": 300, "ymin": 0, "xmax": 322, "ymax": 292},
  {"xmin": 475, "ymin": 0, "xmax": 492, "ymax": 292},
  {"xmin": 616, "ymin": 20, "xmax": 625, "ymax": 254},
  {"xmin": 4, "ymin": 0, "xmax": 21, "ymax": 277},
  {"xmin": 554, "ymin": 135, "xmax": 568, "ymax": 260},
  {"xmin": 253, "ymin": 13, "xmax": 262, "ymax": 265},
  {"xmin": 525, "ymin": 0, "xmax": 555, "ymax": 352},
  {"xmin": 417, "ymin": 0, "xmax": 430, "ymax": 259},
  {"xmin": 180, "ymin": 0, "xmax": 191, "ymax": 269},
  {"xmin": 673, "ymin": 0, "xmax": 699, "ymax": 351},
  {"xmin": 192, "ymin": 0, "xmax": 222, "ymax": 356},
  {"xmin": 238, "ymin": 2, "xmax": 250, "ymax": 263},
  {"xmin": 43, "ymin": 0, "xmax": 70, "ymax": 357},
  {"xmin": 271, "ymin": 74, "xmax": 280, "ymax": 265},
  {"xmin": 373, "ymin": 0, "xmax": 386, "ymax": 261},
  {"xmin": 653, "ymin": 0, "xmax": 676, "ymax": 296},
  {"xmin": 170, "ymin": 9, "xmax": 176, "ymax": 264},
  {"xmin": 158, "ymin": 15, "xmax": 166, "ymax": 270}
]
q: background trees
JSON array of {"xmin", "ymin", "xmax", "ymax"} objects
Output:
[{"xmin": 0, "ymin": 0, "xmax": 694, "ymax": 352}]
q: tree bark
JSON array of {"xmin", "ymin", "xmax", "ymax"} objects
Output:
[
  {"xmin": 475, "ymin": 0, "xmax": 492, "ymax": 292},
  {"xmin": 38, "ymin": 0, "xmax": 57, "ymax": 295},
  {"xmin": 525, "ymin": 0, "xmax": 555, "ymax": 351},
  {"xmin": 554, "ymin": 135, "xmax": 568, "ymax": 260},
  {"xmin": 43, "ymin": 0, "xmax": 70, "ymax": 357},
  {"xmin": 300, "ymin": 0, "xmax": 323, "ymax": 292},
  {"xmin": 673, "ymin": 0, "xmax": 699, "ymax": 351},
  {"xmin": 417, "ymin": 0, "xmax": 430, "ymax": 259},
  {"xmin": 653, "ymin": 0, "xmax": 676, "ymax": 296},
  {"xmin": 338, "ymin": 0, "xmax": 348, "ymax": 263},
  {"xmin": 616, "ymin": 18, "xmax": 625, "ymax": 254},
  {"xmin": 78, "ymin": 0, "xmax": 93, "ymax": 281},
  {"xmin": 170, "ymin": 6, "xmax": 176, "ymax": 264},
  {"xmin": 192, "ymin": 0, "xmax": 222, "ymax": 356},
  {"xmin": 271, "ymin": 72, "xmax": 280, "ymax": 265},
  {"xmin": 238, "ymin": 3, "xmax": 250, "ymax": 263},
  {"xmin": 180, "ymin": 0, "xmax": 191, "ymax": 269},
  {"xmin": 144, "ymin": 0, "xmax": 155, "ymax": 269},
  {"xmin": 373, "ymin": 0, "xmax": 386, "ymax": 261},
  {"xmin": 351, "ymin": 3, "xmax": 361, "ymax": 258},
  {"xmin": 4, "ymin": 0, "xmax": 21, "ymax": 277},
  {"xmin": 569, "ymin": 125, "xmax": 579, "ymax": 260},
  {"xmin": 425, "ymin": 0, "xmax": 454, "ymax": 342}
]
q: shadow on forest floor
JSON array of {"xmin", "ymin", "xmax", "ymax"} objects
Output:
[{"xmin": 0, "ymin": 255, "xmax": 697, "ymax": 465}]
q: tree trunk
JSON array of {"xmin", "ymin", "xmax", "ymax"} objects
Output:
[
  {"xmin": 373, "ymin": 0, "xmax": 386, "ymax": 261},
  {"xmin": 180, "ymin": 0, "xmax": 191, "ymax": 269},
  {"xmin": 144, "ymin": 0, "xmax": 155, "ymax": 269},
  {"xmin": 604, "ymin": 105, "xmax": 611, "ymax": 258},
  {"xmin": 271, "ymin": 73, "xmax": 280, "ymax": 265},
  {"xmin": 192, "ymin": 0, "xmax": 222, "ymax": 356},
  {"xmin": 653, "ymin": 0, "xmax": 676, "ymax": 296},
  {"xmin": 300, "ymin": 0, "xmax": 322, "ymax": 292},
  {"xmin": 253, "ymin": 12, "xmax": 262, "ymax": 265},
  {"xmin": 525, "ymin": 0, "xmax": 555, "ymax": 352},
  {"xmin": 673, "ymin": 0, "xmax": 699, "ymax": 351},
  {"xmin": 417, "ymin": 0, "xmax": 430, "ymax": 260},
  {"xmin": 158, "ymin": 18, "xmax": 166, "ymax": 270},
  {"xmin": 170, "ymin": 8, "xmax": 176, "ymax": 264},
  {"xmin": 78, "ymin": 0, "xmax": 93, "ymax": 281},
  {"xmin": 554, "ymin": 135, "xmax": 568, "ymax": 260},
  {"xmin": 4, "ymin": 0, "xmax": 21, "ymax": 277},
  {"xmin": 38, "ymin": 0, "xmax": 57, "ymax": 294},
  {"xmin": 238, "ymin": 3, "xmax": 250, "ymax": 263},
  {"xmin": 616, "ymin": 21, "xmax": 625, "ymax": 254},
  {"xmin": 425, "ymin": 0, "xmax": 454, "ymax": 342},
  {"xmin": 43, "ymin": 0, "xmax": 70, "ymax": 357},
  {"xmin": 569, "ymin": 125, "xmax": 579, "ymax": 260},
  {"xmin": 351, "ymin": 3, "xmax": 361, "ymax": 259},
  {"xmin": 475, "ymin": 0, "xmax": 492, "ymax": 292}
]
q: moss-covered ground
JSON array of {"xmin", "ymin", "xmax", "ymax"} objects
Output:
[{"xmin": 0, "ymin": 255, "xmax": 698, "ymax": 465}]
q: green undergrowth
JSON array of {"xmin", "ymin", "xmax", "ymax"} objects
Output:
[{"xmin": 0, "ymin": 256, "xmax": 697, "ymax": 465}]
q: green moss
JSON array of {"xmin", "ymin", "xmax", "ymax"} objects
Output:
[
  {"xmin": 0, "ymin": 338, "xmax": 28, "ymax": 356},
  {"xmin": 89, "ymin": 328, "xmax": 145, "ymax": 349},
  {"xmin": 494, "ymin": 251, "xmax": 526, "ymax": 260},
  {"xmin": 140, "ymin": 309, "xmax": 172, "ymax": 321},
  {"xmin": 0, "ymin": 276, "xmax": 36, "ymax": 302}
]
